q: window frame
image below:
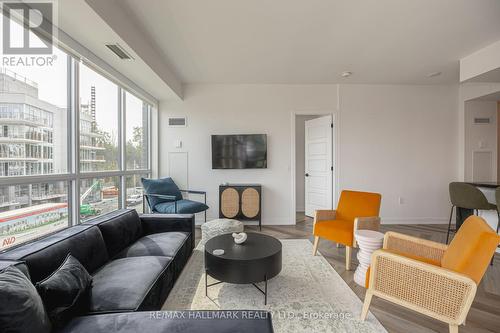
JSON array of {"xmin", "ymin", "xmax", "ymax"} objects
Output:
[{"xmin": 0, "ymin": 50, "xmax": 154, "ymax": 249}]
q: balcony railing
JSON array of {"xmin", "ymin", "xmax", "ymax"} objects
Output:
[{"xmin": 0, "ymin": 67, "xmax": 38, "ymax": 88}]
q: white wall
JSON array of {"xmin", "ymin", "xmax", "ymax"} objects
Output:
[
  {"xmin": 159, "ymin": 83, "xmax": 459, "ymax": 225},
  {"xmin": 457, "ymin": 83, "xmax": 500, "ymax": 180},
  {"xmin": 460, "ymin": 39, "xmax": 500, "ymax": 82},
  {"xmin": 339, "ymin": 85, "xmax": 458, "ymax": 224},
  {"xmin": 295, "ymin": 115, "xmax": 320, "ymax": 212},
  {"xmin": 160, "ymin": 84, "xmax": 338, "ymax": 225},
  {"xmin": 464, "ymin": 100, "xmax": 497, "ymax": 182}
]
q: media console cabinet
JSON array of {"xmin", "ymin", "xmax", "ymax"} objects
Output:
[{"xmin": 219, "ymin": 184, "xmax": 262, "ymax": 230}]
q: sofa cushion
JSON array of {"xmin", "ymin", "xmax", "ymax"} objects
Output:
[
  {"xmin": 90, "ymin": 256, "xmax": 173, "ymax": 313},
  {"xmin": 0, "ymin": 225, "xmax": 109, "ymax": 283},
  {"xmin": 314, "ymin": 219, "xmax": 355, "ymax": 246},
  {"xmin": 154, "ymin": 199, "xmax": 208, "ymax": 214},
  {"xmin": 142, "ymin": 177, "xmax": 183, "ymax": 208},
  {"xmin": 36, "ymin": 254, "xmax": 92, "ymax": 328},
  {"xmin": 116, "ymin": 232, "xmax": 189, "ymax": 259},
  {"xmin": 83, "ymin": 209, "xmax": 143, "ymax": 259},
  {"xmin": 0, "ymin": 266, "xmax": 52, "ymax": 333},
  {"xmin": 60, "ymin": 311, "xmax": 274, "ymax": 333},
  {"xmin": 0, "ymin": 260, "xmax": 30, "ymax": 278}
]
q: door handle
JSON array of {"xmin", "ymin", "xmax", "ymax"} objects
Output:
[{"xmin": 305, "ymin": 173, "xmax": 309, "ymax": 177}]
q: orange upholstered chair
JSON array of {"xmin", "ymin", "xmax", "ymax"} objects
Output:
[
  {"xmin": 312, "ymin": 190, "xmax": 382, "ymax": 270},
  {"xmin": 361, "ymin": 215, "xmax": 500, "ymax": 333}
]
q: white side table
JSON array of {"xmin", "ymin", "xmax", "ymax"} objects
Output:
[{"xmin": 354, "ymin": 230, "xmax": 384, "ymax": 287}]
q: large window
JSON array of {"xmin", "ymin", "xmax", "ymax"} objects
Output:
[
  {"xmin": 79, "ymin": 64, "xmax": 119, "ymax": 172},
  {"xmin": 126, "ymin": 173, "xmax": 149, "ymax": 213},
  {"xmin": 125, "ymin": 92, "xmax": 149, "ymax": 170},
  {"xmin": 0, "ymin": 15, "xmax": 153, "ymax": 251},
  {"xmin": 80, "ymin": 177, "xmax": 120, "ymax": 222},
  {"xmin": 0, "ymin": 181, "xmax": 69, "ymax": 250}
]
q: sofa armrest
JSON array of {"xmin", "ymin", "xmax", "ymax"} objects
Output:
[
  {"xmin": 383, "ymin": 231, "xmax": 447, "ymax": 262},
  {"xmin": 139, "ymin": 214, "xmax": 195, "ymax": 250},
  {"xmin": 368, "ymin": 249, "xmax": 476, "ymax": 325}
]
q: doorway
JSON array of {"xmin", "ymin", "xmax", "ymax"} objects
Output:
[
  {"xmin": 292, "ymin": 113, "xmax": 335, "ymax": 220},
  {"xmin": 464, "ymin": 96, "xmax": 500, "ymax": 182}
]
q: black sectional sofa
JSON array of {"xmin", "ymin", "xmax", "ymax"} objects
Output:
[{"xmin": 0, "ymin": 209, "xmax": 273, "ymax": 332}]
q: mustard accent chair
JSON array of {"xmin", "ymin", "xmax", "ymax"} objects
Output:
[
  {"xmin": 361, "ymin": 216, "xmax": 500, "ymax": 333},
  {"xmin": 312, "ymin": 190, "xmax": 382, "ymax": 270}
]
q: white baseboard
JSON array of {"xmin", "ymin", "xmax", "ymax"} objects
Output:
[
  {"xmin": 381, "ymin": 217, "xmax": 448, "ymax": 225},
  {"xmin": 195, "ymin": 215, "xmax": 449, "ymax": 226},
  {"xmin": 195, "ymin": 216, "xmax": 295, "ymax": 226}
]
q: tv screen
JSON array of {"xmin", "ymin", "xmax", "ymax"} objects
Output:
[{"xmin": 211, "ymin": 134, "xmax": 267, "ymax": 169}]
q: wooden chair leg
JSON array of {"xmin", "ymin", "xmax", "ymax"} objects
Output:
[
  {"xmin": 312, "ymin": 236, "xmax": 320, "ymax": 256},
  {"xmin": 346, "ymin": 246, "xmax": 352, "ymax": 270},
  {"xmin": 449, "ymin": 324, "xmax": 458, "ymax": 333},
  {"xmin": 360, "ymin": 291, "xmax": 373, "ymax": 320}
]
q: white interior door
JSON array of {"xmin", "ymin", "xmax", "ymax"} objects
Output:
[{"xmin": 305, "ymin": 115, "xmax": 333, "ymax": 217}]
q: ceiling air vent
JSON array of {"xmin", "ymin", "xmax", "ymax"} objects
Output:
[
  {"xmin": 474, "ymin": 117, "xmax": 491, "ymax": 124},
  {"xmin": 105, "ymin": 43, "xmax": 134, "ymax": 60},
  {"xmin": 167, "ymin": 116, "xmax": 187, "ymax": 127}
]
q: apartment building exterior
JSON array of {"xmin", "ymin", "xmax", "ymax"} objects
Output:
[{"xmin": 0, "ymin": 68, "xmax": 104, "ymax": 213}]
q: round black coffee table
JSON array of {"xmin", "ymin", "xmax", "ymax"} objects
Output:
[{"xmin": 204, "ymin": 232, "xmax": 282, "ymax": 305}]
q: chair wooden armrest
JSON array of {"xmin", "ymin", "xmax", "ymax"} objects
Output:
[
  {"xmin": 354, "ymin": 216, "xmax": 381, "ymax": 231},
  {"xmin": 353, "ymin": 216, "xmax": 381, "ymax": 247},
  {"xmin": 383, "ymin": 231, "xmax": 448, "ymax": 262},
  {"xmin": 365, "ymin": 250, "xmax": 476, "ymax": 326},
  {"xmin": 314, "ymin": 210, "xmax": 336, "ymax": 224}
]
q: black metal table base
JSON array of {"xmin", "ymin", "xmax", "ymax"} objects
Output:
[{"xmin": 205, "ymin": 271, "xmax": 269, "ymax": 305}]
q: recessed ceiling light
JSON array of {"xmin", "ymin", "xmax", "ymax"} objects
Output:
[
  {"xmin": 427, "ymin": 71, "xmax": 441, "ymax": 78},
  {"xmin": 341, "ymin": 71, "xmax": 353, "ymax": 78}
]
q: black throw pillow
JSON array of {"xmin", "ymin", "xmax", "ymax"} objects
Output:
[
  {"xmin": 36, "ymin": 254, "xmax": 92, "ymax": 328},
  {"xmin": 0, "ymin": 265, "xmax": 52, "ymax": 333}
]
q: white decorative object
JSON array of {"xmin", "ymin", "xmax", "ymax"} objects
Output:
[
  {"xmin": 212, "ymin": 249, "xmax": 225, "ymax": 256},
  {"xmin": 201, "ymin": 218, "xmax": 244, "ymax": 245},
  {"xmin": 354, "ymin": 230, "xmax": 384, "ymax": 287},
  {"xmin": 232, "ymin": 232, "xmax": 247, "ymax": 244}
]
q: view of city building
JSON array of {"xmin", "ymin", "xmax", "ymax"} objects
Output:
[{"xmin": 0, "ymin": 66, "xmax": 149, "ymax": 250}]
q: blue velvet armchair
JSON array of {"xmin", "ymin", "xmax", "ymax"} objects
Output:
[{"xmin": 141, "ymin": 177, "xmax": 209, "ymax": 222}]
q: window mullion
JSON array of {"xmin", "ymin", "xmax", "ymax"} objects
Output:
[
  {"xmin": 119, "ymin": 88, "xmax": 126, "ymax": 209},
  {"xmin": 71, "ymin": 58, "xmax": 80, "ymax": 226}
]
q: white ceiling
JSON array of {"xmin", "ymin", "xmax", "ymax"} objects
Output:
[
  {"xmin": 57, "ymin": 0, "xmax": 180, "ymax": 101},
  {"xmin": 115, "ymin": 0, "xmax": 500, "ymax": 85}
]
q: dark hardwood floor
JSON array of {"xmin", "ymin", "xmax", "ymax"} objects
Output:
[{"xmin": 195, "ymin": 214, "xmax": 500, "ymax": 333}]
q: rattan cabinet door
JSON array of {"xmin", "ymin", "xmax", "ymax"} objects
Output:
[
  {"xmin": 241, "ymin": 188, "xmax": 260, "ymax": 218},
  {"xmin": 220, "ymin": 187, "xmax": 239, "ymax": 218}
]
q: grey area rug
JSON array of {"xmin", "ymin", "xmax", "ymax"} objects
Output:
[{"xmin": 163, "ymin": 239, "xmax": 387, "ymax": 333}]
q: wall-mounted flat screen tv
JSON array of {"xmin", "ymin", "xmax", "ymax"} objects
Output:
[{"xmin": 211, "ymin": 134, "xmax": 267, "ymax": 169}]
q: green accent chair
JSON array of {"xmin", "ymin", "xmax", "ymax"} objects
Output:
[{"xmin": 447, "ymin": 182, "xmax": 497, "ymax": 244}]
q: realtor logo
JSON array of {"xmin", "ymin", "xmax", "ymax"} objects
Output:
[{"xmin": 2, "ymin": 1, "xmax": 53, "ymax": 54}]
